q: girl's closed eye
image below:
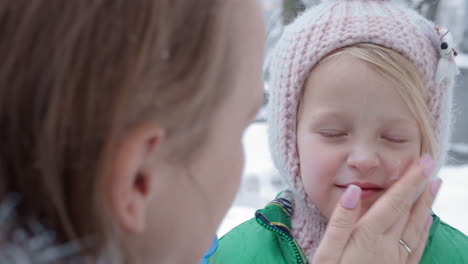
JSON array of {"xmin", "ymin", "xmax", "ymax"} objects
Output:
[
  {"xmin": 381, "ymin": 134, "xmax": 408, "ymax": 144},
  {"xmin": 317, "ymin": 129, "xmax": 348, "ymax": 138}
]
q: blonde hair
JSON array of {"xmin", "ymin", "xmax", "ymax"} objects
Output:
[{"xmin": 321, "ymin": 43, "xmax": 436, "ymax": 158}]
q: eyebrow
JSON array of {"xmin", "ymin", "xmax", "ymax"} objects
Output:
[
  {"xmin": 305, "ymin": 110, "xmax": 418, "ymax": 130},
  {"xmin": 306, "ymin": 110, "xmax": 350, "ymax": 121},
  {"xmin": 307, "ymin": 109, "xmax": 415, "ymax": 123},
  {"xmin": 380, "ymin": 116, "xmax": 417, "ymax": 126}
]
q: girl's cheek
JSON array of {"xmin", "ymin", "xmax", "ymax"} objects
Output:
[
  {"xmin": 384, "ymin": 151, "xmax": 417, "ymax": 184},
  {"xmin": 388, "ymin": 159, "xmax": 402, "ymax": 181}
]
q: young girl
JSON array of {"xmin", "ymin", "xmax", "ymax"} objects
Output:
[{"xmin": 211, "ymin": 0, "xmax": 468, "ymax": 263}]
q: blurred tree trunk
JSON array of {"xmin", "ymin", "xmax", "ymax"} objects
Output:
[
  {"xmin": 424, "ymin": 0, "xmax": 441, "ymax": 21},
  {"xmin": 282, "ymin": 0, "xmax": 304, "ymax": 25},
  {"xmin": 281, "ymin": 0, "xmax": 441, "ymax": 23},
  {"xmin": 463, "ymin": 0, "xmax": 468, "ymax": 52},
  {"xmin": 415, "ymin": 0, "xmax": 441, "ymax": 21}
]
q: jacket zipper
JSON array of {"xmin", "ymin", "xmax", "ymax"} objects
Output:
[{"xmin": 257, "ymin": 215, "xmax": 307, "ymax": 264}]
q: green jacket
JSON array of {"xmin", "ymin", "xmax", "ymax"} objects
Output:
[{"xmin": 210, "ymin": 194, "xmax": 468, "ymax": 264}]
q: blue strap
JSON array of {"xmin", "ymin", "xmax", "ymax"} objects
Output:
[{"xmin": 200, "ymin": 235, "xmax": 219, "ymax": 264}]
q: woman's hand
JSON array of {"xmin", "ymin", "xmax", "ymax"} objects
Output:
[{"xmin": 313, "ymin": 156, "xmax": 439, "ymax": 264}]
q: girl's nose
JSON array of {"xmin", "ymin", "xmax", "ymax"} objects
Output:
[{"xmin": 347, "ymin": 147, "xmax": 380, "ymax": 176}]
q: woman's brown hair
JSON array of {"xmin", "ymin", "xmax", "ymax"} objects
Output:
[{"xmin": 0, "ymin": 0, "xmax": 233, "ymax": 260}]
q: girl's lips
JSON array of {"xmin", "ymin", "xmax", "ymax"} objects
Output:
[{"xmin": 335, "ymin": 183, "xmax": 384, "ymax": 199}]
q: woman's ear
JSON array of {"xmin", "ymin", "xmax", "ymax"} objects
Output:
[{"xmin": 108, "ymin": 124, "xmax": 166, "ymax": 234}]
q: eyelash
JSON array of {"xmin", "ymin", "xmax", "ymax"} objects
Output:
[
  {"xmin": 318, "ymin": 131, "xmax": 407, "ymax": 144},
  {"xmin": 318, "ymin": 130, "xmax": 347, "ymax": 138},
  {"xmin": 382, "ymin": 136, "xmax": 408, "ymax": 144}
]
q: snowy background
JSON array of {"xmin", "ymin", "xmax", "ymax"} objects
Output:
[{"xmin": 218, "ymin": 0, "xmax": 468, "ymax": 237}]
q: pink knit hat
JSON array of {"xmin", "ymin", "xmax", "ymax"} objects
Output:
[{"xmin": 267, "ymin": 0, "xmax": 458, "ymax": 259}]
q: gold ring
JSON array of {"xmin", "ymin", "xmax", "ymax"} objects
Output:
[{"xmin": 399, "ymin": 239, "xmax": 412, "ymax": 254}]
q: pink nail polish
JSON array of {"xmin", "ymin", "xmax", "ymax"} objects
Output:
[
  {"xmin": 341, "ymin": 184, "xmax": 362, "ymax": 209},
  {"xmin": 419, "ymin": 154, "xmax": 435, "ymax": 178},
  {"xmin": 425, "ymin": 215, "xmax": 433, "ymax": 230},
  {"xmin": 431, "ymin": 178, "xmax": 442, "ymax": 196}
]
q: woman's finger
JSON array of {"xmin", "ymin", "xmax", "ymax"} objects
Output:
[
  {"xmin": 360, "ymin": 157, "xmax": 432, "ymax": 234},
  {"xmin": 404, "ymin": 178, "xmax": 441, "ymax": 264},
  {"xmin": 407, "ymin": 213, "xmax": 432, "ymax": 264},
  {"xmin": 313, "ymin": 185, "xmax": 362, "ymax": 264}
]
